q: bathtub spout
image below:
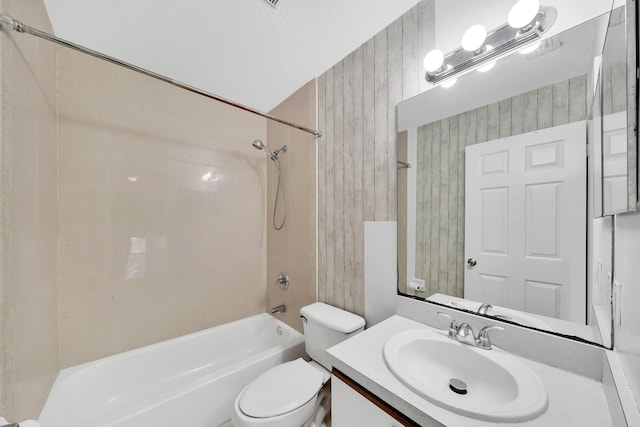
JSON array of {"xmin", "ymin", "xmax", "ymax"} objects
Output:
[{"xmin": 270, "ymin": 304, "xmax": 286, "ymax": 314}]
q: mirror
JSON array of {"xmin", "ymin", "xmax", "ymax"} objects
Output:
[
  {"xmin": 594, "ymin": 5, "xmax": 638, "ymax": 216},
  {"xmin": 396, "ymin": 6, "xmax": 633, "ymax": 348}
]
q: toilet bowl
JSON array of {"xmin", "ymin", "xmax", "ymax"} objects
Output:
[
  {"xmin": 231, "ymin": 359, "xmax": 330, "ymax": 427},
  {"xmin": 231, "ymin": 303, "xmax": 365, "ymax": 427}
]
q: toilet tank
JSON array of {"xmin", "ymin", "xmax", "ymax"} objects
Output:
[{"xmin": 300, "ymin": 303, "xmax": 365, "ymax": 370}]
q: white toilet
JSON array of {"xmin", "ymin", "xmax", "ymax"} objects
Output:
[{"xmin": 231, "ymin": 302, "xmax": 365, "ymax": 427}]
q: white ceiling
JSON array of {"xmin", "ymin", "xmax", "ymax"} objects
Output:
[{"xmin": 41, "ymin": 0, "xmax": 421, "ymax": 112}]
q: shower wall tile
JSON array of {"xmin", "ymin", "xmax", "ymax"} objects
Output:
[
  {"xmin": 57, "ymin": 43, "xmax": 268, "ymax": 367},
  {"xmin": 0, "ymin": 0, "xmax": 60, "ymax": 419},
  {"xmin": 266, "ymin": 81, "xmax": 317, "ymax": 334}
]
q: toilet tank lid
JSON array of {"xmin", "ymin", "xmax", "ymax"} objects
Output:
[{"xmin": 300, "ymin": 303, "xmax": 365, "ymax": 333}]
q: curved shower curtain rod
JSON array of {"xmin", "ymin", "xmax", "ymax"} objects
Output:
[{"xmin": 0, "ymin": 14, "xmax": 322, "ymax": 138}]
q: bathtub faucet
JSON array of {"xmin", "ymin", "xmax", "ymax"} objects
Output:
[{"xmin": 270, "ymin": 304, "xmax": 287, "ymax": 314}]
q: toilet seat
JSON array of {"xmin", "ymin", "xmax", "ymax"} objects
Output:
[
  {"xmin": 239, "ymin": 358, "xmax": 325, "ymax": 418},
  {"xmin": 232, "ymin": 358, "xmax": 331, "ymax": 427}
]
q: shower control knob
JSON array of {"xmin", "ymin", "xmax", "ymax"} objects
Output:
[
  {"xmin": 467, "ymin": 258, "xmax": 477, "ymax": 267},
  {"xmin": 276, "ymin": 272, "xmax": 289, "ymax": 290}
]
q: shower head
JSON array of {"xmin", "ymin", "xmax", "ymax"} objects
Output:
[
  {"xmin": 251, "ymin": 139, "xmax": 287, "ymax": 161},
  {"xmin": 252, "ymin": 139, "xmax": 274, "ymax": 159}
]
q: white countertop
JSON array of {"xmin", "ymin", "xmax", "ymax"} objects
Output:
[{"xmin": 327, "ymin": 315, "xmax": 612, "ymax": 427}]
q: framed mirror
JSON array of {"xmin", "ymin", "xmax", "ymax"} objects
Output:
[{"xmin": 396, "ymin": 4, "xmax": 635, "ymax": 349}]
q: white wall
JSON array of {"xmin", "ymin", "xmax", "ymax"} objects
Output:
[{"xmin": 614, "ymin": 211, "xmax": 640, "ymax": 409}]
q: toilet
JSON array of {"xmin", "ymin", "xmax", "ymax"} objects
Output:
[{"xmin": 231, "ymin": 302, "xmax": 365, "ymax": 427}]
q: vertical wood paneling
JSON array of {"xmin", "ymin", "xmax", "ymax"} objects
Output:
[
  {"xmin": 324, "ymin": 68, "xmax": 335, "ymax": 306},
  {"xmin": 388, "ymin": 18, "xmax": 403, "ymax": 221},
  {"xmin": 420, "ymin": 123, "xmax": 433, "ymax": 288},
  {"xmin": 511, "ymin": 94, "xmax": 524, "ymax": 135},
  {"xmin": 316, "ymin": 0, "xmax": 443, "ymax": 311},
  {"xmin": 523, "ymin": 90, "xmax": 538, "ymax": 133},
  {"xmin": 429, "ymin": 123, "xmax": 441, "ymax": 293},
  {"xmin": 569, "ymin": 75, "xmax": 587, "ymax": 122},
  {"xmin": 438, "ymin": 119, "xmax": 450, "ymax": 292},
  {"xmin": 333, "ymin": 62, "xmax": 345, "ymax": 309},
  {"xmin": 476, "ymin": 106, "xmax": 488, "ymax": 144},
  {"xmin": 487, "ymin": 102, "xmax": 500, "ymax": 141},
  {"xmin": 363, "ymin": 39, "xmax": 376, "ymax": 222},
  {"xmin": 537, "ymin": 85, "xmax": 552, "ymax": 129},
  {"xmin": 499, "ymin": 99, "xmax": 512, "ymax": 138},
  {"xmin": 317, "ymin": 75, "xmax": 327, "ymax": 303},
  {"xmin": 418, "ymin": 1, "xmax": 435, "ymax": 93},
  {"xmin": 447, "ymin": 117, "xmax": 459, "ymax": 296},
  {"xmin": 374, "ymin": 29, "xmax": 389, "ymax": 221},
  {"xmin": 352, "ymin": 47, "xmax": 365, "ymax": 316},
  {"xmin": 343, "ymin": 54, "xmax": 355, "ymax": 313},
  {"xmin": 552, "ymin": 80, "xmax": 569, "ymax": 126},
  {"xmin": 316, "ymin": 0, "xmax": 594, "ymax": 310},
  {"xmin": 402, "ymin": 6, "xmax": 420, "ymax": 100}
]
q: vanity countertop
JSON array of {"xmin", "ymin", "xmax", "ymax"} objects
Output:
[{"xmin": 327, "ymin": 315, "xmax": 612, "ymax": 427}]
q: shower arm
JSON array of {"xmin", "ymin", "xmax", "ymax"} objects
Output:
[{"xmin": 0, "ymin": 14, "xmax": 322, "ymax": 138}]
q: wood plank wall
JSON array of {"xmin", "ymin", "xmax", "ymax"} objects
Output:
[
  {"xmin": 413, "ymin": 75, "xmax": 588, "ymax": 298},
  {"xmin": 317, "ymin": 1, "xmax": 435, "ymax": 315}
]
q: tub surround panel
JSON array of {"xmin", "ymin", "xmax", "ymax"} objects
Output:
[
  {"xmin": 56, "ymin": 44, "xmax": 268, "ymax": 368},
  {"xmin": 266, "ymin": 80, "xmax": 317, "ymax": 334},
  {"xmin": 0, "ymin": 0, "xmax": 59, "ymax": 420}
]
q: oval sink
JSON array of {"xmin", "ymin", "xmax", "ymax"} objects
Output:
[{"xmin": 383, "ymin": 329, "xmax": 548, "ymax": 422}]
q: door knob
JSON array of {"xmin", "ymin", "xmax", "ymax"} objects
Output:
[{"xmin": 467, "ymin": 258, "xmax": 477, "ymax": 267}]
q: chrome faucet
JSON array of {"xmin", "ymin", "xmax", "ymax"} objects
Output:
[
  {"xmin": 456, "ymin": 322, "xmax": 475, "ymax": 341},
  {"xmin": 477, "ymin": 303, "xmax": 493, "ymax": 315},
  {"xmin": 476, "ymin": 325, "xmax": 505, "ymax": 350},
  {"xmin": 437, "ymin": 312, "xmax": 504, "ymax": 350}
]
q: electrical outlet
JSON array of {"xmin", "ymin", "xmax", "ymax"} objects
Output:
[{"xmin": 409, "ymin": 277, "xmax": 426, "ymax": 292}]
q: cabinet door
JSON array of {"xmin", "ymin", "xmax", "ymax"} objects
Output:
[{"xmin": 332, "ymin": 374, "xmax": 408, "ymax": 427}]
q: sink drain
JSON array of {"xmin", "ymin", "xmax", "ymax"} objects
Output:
[{"xmin": 449, "ymin": 378, "xmax": 468, "ymax": 395}]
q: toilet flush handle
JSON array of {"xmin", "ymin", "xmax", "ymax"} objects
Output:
[{"xmin": 300, "ymin": 315, "xmax": 307, "ymax": 324}]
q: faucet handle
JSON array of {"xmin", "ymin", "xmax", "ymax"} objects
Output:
[
  {"xmin": 477, "ymin": 303, "xmax": 493, "ymax": 315},
  {"xmin": 437, "ymin": 312, "xmax": 459, "ymax": 339},
  {"xmin": 476, "ymin": 325, "xmax": 505, "ymax": 350}
]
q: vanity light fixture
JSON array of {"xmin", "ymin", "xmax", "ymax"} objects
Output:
[
  {"xmin": 461, "ymin": 24, "xmax": 487, "ymax": 52},
  {"xmin": 424, "ymin": 0, "xmax": 555, "ymax": 86}
]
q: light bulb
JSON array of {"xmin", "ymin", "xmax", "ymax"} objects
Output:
[
  {"xmin": 477, "ymin": 61, "xmax": 496, "ymax": 72},
  {"xmin": 508, "ymin": 0, "xmax": 540, "ymax": 29},
  {"xmin": 519, "ymin": 40, "xmax": 541, "ymax": 54},
  {"xmin": 441, "ymin": 78, "xmax": 457, "ymax": 89},
  {"xmin": 461, "ymin": 25, "xmax": 487, "ymax": 52},
  {"xmin": 423, "ymin": 49, "xmax": 444, "ymax": 73}
]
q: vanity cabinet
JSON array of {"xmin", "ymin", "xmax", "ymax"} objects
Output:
[{"xmin": 331, "ymin": 370, "xmax": 419, "ymax": 427}]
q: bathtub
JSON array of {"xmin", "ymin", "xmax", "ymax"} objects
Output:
[{"xmin": 39, "ymin": 313, "xmax": 306, "ymax": 427}]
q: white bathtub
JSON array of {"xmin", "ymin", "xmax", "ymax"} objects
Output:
[{"xmin": 39, "ymin": 314, "xmax": 306, "ymax": 427}]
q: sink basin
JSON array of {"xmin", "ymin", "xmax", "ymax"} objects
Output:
[{"xmin": 383, "ymin": 328, "xmax": 548, "ymax": 422}]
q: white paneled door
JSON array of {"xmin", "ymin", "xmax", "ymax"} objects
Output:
[
  {"xmin": 602, "ymin": 112, "xmax": 628, "ymax": 214},
  {"xmin": 465, "ymin": 121, "xmax": 587, "ymax": 323}
]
